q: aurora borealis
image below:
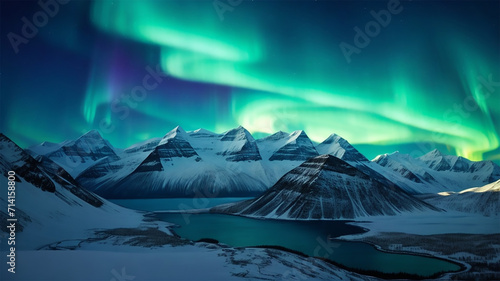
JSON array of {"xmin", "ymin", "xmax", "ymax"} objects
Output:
[{"xmin": 1, "ymin": 0, "xmax": 499, "ymax": 162}]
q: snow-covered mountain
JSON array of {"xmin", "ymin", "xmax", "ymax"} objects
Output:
[
  {"xmin": 76, "ymin": 126, "xmax": 276, "ymax": 198},
  {"xmin": 372, "ymin": 152, "xmax": 442, "ymax": 194},
  {"xmin": 314, "ymin": 133, "xmax": 401, "ymax": 191},
  {"xmin": 257, "ymin": 130, "xmax": 319, "ymax": 161},
  {"xmin": 122, "ymin": 137, "xmax": 161, "ymax": 154},
  {"xmin": 1, "ymin": 135, "xmax": 378, "ymax": 281},
  {"xmin": 28, "ymin": 130, "xmax": 119, "ymax": 178},
  {"xmin": 212, "ymin": 154, "xmax": 439, "ymax": 219},
  {"xmin": 419, "ymin": 149, "xmax": 469, "ymax": 172},
  {"xmin": 420, "ymin": 180, "xmax": 500, "ymax": 216},
  {"xmin": 27, "ymin": 127, "xmax": 500, "ymax": 198},
  {"xmin": 419, "ymin": 149, "xmax": 500, "ymax": 184},
  {"xmin": 373, "ymin": 150, "xmax": 500, "ymax": 194},
  {"xmin": 218, "ymin": 126, "xmax": 262, "ymax": 161},
  {"xmin": 0, "ymin": 134, "xmax": 147, "ymax": 249},
  {"xmin": 316, "ymin": 133, "xmax": 369, "ymax": 163},
  {"xmin": 1, "ymin": 134, "xmax": 56, "ymax": 193},
  {"xmin": 74, "ymin": 126, "xmax": 327, "ymax": 199}
]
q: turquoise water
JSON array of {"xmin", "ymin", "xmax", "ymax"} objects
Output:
[
  {"xmin": 160, "ymin": 213, "xmax": 461, "ymax": 277},
  {"xmin": 110, "ymin": 197, "xmax": 252, "ymax": 211},
  {"xmin": 113, "ymin": 198, "xmax": 462, "ymax": 277}
]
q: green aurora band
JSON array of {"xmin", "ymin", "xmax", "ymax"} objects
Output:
[{"xmin": 86, "ymin": 0, "xmax": 499, "ymax": 161}]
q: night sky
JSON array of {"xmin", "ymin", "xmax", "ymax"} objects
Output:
[{"xmin": 1, "ymin": 0, "xmax": 499, "ymax": 163}]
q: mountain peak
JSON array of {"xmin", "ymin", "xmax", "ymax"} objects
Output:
[
  {"xmin": 306, "ymin": 154, "xmax": 336, "ymax": 165},
  {"xmin": 173, "ymin": 125, "xmax": 185, "ymax": 133},
  {"xmin": 191, "ymin": 128, "xmax": 216, "ymax": 135},
  {"xmin": 81, "ymin": 130, "xmax": 102, "ymax": 139},
  {"xmin": 286, "ymin": 130, "xmax": 312, "ymax": 145},
  {"xmin": 221, "ymin": 126, "xmax": 255, "ymax": 142},
  {"xmin": 422, "ymin": 149, "xmax": 444, "ymax": 158},
  {"xmin": 303, "ymin": 154, "xmax": 358, "ymax": 174},
  {"xmin": 316, "ymin": 133, "xmax": 369, "ymax": 163},
  {"xmin": 289, "ymin": 130, "xmax": 306, "ymax": 138},
  {"xmin": 418, "ymin": 149, "xmax": 453, "ymax": 171},
  {"xmin": 218, "ymin": 126, "xmax": 261, "ymax": 161},
  {"xmin": 372, "ymin": 154, "xmax": 385, "ymax": 162},
  {"xmin": 322, "ymin": 133, "xmax": 342, "ymax": 144},
  {"xmin": 156, "ymin": 126, "xmax": 198, "ymax": 159},
  {"xmin": 0, "ymin": 134, "xmax": 56, "ymax": 192},
  {"xmin": 160, "ymin": 126, "xmax": 188, "ymax": 145},
  {"xmin": 260, "ymin": 131, "xmax": 289, "ymax": 142},
  {"xmin": 72, "ymin": 130, "xmax": 109, "ymax": 146},
  {"xmin": 214, "ymin": 152, "xmax": 437, "ymax": 219},
  {"xmin": 268, "ymin": 130, "xmax": 318, "ymax": 161}
]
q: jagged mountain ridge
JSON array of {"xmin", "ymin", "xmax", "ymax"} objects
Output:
[
  {"xmin": 0, "ymin": 138, "xmax": 382, "ymax": 281},
  {"xmin": 0, "ymin": 134, "xmax": 159, "ymax": 252},
  {"xmin": 212, "ymin": 155, "xmax": 440, "ymax": 219},
  {"xmin": 1, "ymin": 133, "xmax": 103, "ymax": 207},
  {"xmin": 373, "ymin": 150, "xmax": 500, "ymax": 193},
  {"xmin": 219, "ymin": 126, "xmax": 262, "ymax": 161},
  {"xmin": 264, "ymin": 130, "xmax": 319, "ymax": 161},
  {"xmin": 1, "ymin": 134, "xmax": 56, "ymax": 192},
  {"xmin": 314, "ymin": 133, "xmax": 401, "ymax": 192},
  {"xmin": 28, "ymin": 130, "xmax": 119, "ymax": 178},
  {"xmin": 1, "ymin": 134, "xmax": 105, "ymax": 232},
  {"xmin": 316, "ymin": 133, "xmax": 369, "ymax": 162},
  {"xmin": 419, "ymin": 149, "xmax": 500, "ymax": 184},
  {"xmin": 419, "ymin": 149, "xmax": 470, "ymax": 172},
  {"xmin": 25, "ymin": 126, "xmax": 500, "ymax": 198},
  {"xmin": 74, "ymin": 126, "xmax": 315, "ymax": 198}
]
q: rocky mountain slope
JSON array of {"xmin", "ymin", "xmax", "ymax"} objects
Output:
[{"xmin": 212, "ymin": 155, "xmax": 440, "ymax": 219}]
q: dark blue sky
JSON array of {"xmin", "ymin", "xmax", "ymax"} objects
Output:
[{"xmin": 1, "ymin": 0, "xmax": 499, "ymax": 163}]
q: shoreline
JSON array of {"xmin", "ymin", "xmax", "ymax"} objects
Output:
[
  {"xmin": 161, "ymin": 211, "xmax": 465, "ymax": 280},
  {"xmin": 338, "ymin": 236, "xmax": 468, "ymax": 278}
]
